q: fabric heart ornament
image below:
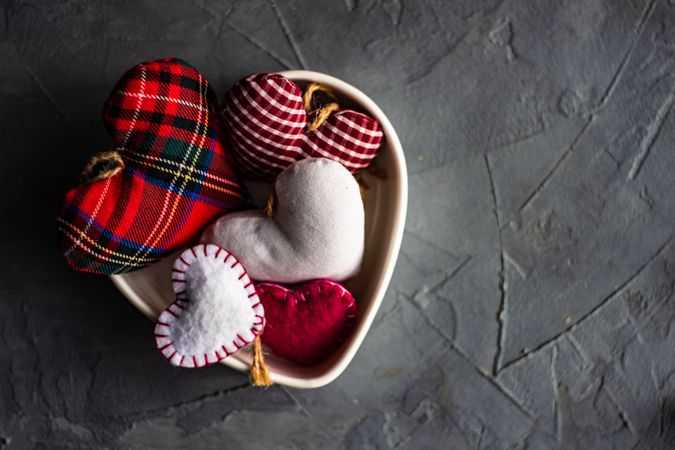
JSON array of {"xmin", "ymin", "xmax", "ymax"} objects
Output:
[
  {"xmin": 256, "ymin": 280, "xmax": 357, "ymax": 365},
  {"xmin": 154, "ymin": 244, "xmax": 265, "ymax": 368},
  {"xmin": 201, "ymin": 158, "xmax": 364, "ymax": 283},
  {"xmin": 220, "ymin": 73, "xmax": 383, "ymax": 180},
  {"xmin": 57, "ymin": 58, "xmax": 243, "ymax": 274}
]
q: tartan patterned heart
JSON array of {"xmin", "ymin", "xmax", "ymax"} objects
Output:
[
  {"xmin": 57, "ymin": 58, "xmax": 243, "ymax": 274},
  {"xmin": 220, "ymin": 73, "xmax": 383, "ymax": 180}
]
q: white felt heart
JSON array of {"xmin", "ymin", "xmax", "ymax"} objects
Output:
[
  {"xmin": 154, "ymin": 244, "xmax": 265, "ymax": 368},
  {"xmin": 201, "ymin": 158, "xmax": 364, "ymax": 283}
]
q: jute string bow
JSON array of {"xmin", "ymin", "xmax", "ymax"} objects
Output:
[
  {"xmin": 82, "ymin": 150, "xmax": 125, "ymax": 182},
  {"xmin": 247, "ymin": 194, "xmax": 276, "ymax": 387}
]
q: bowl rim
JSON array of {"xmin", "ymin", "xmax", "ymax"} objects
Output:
[{"xmin": 110, "ymin": 69, "xmax": 408, "ymax": 388}]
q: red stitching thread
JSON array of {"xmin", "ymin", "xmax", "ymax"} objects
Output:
[
  {"xmin": 247, "ymin": 292, "xmax": 257, "ymax": 298},
  {"xmin": 168, "ymin": 350, "xmax": 177, "ymax": 361},
  {"xmin": 251, "ymin": 302, "xmax": 261, "ymax": 308},
  {"xmin": 179, "ymin": 256, "xmax": 190, "ymax": 266},
  {"xmin": 231, "ymin": 260, "xmax": 239, "ymax": 269},
  {"xmin": 203, "ymin": 245, "xmax": 208, "ymax": 257},
  {"xmin": 180, "ymin": 355, "xmax": 185, "ymax": 366},
  {"xmin": 171, "ymin": 279, "xmax": 186, "ymax": 283},
  {"xmin": 172, "ymin": 268, "xmax": 185, "ymax": 273},
  {"xmin": 236, "ymin": 333, "xmax": 249, "ymax": 345},
  {"xmin": 154, "ymin": 333, "xmax": 168, "ymax": 338},
  {"xmin": 215, "ymin": 247, "xmax": 223, "ymax": 258},
  {"xmin": 221, "ymin": 345, "xmax": 230, "ymax": 356},
  {"xmin": 157, "ymin": 321, "xmax": 170, "ymax": 327},
  {"xmin": 190, "ymin": 248, "xmax": 197, "ymax": 258},
  {"xmin": 223, "ymin": 254, "xmax": 231, "ymax": 264},
  {"xmin": 158, "ymin": 342, "xmax": 172, "ymax": 351},
  {"xmin": 244, "ymin": 281, "xmax": 253, "ymax": 288},
  {"xmin": 166, "ymin": 308, "xmax": 179, "ymax": 318}
]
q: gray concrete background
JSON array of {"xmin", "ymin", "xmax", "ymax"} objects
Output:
[{"xmin": 1, "ymin": 0, "xmax": 674, "ymax": 448}]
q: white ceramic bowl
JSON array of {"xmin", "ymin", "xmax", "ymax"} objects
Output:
[{"xmin": 110, "ymin": 70, "xmax": 408, "ymax": 388}]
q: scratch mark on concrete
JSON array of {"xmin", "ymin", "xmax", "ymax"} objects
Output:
[
  {"xmin": 489, "ymin": 123, "xmax": 546, "ymax": 152},
  {"xmin": 591, "ymin": 0, "xmax": 657, "ymax": 113},
  {"xmin": 400, "ymin": 32, "xmax": 469, "ymax": 88},
  {"xmin": 399, "ymin": 250, "xmax": 429, "ymax": 277},
  {"xmin": 268, "ymin": 0, "xmax": 307, "ymax": 69},
  {"xmin": 628, "ymin": 87, "xmax": 674, "ymax": 180},
  {"xmin": 602, "ymin": 377, "xmax": 638, "ymax": 436},
  {"xmin": 452, "ymin": 342, "xmax": 536, "ymax": 421},
  {"xmin": 21, "ymin": 59, "xmax": 67, "ymax": 119},
  {"xmin": 551, "ymin": 345, "xmax": 561, "ymax": 440},
  {"xmin": 514, "ymin": 117, "xmax": 593, "ymax": 216},
  {"xmin": 403, "ymin": 230, "xmax": 463, "ymax": 259},
  {"xmin": 412, "ymin": 255, "xmax": 471, "ymax": 301},
  {"xmin": 484, "ymin": 154, "xmax": 501, "ymax": 228},
  {"xmin": 131, "ymin": 383, "xmax": 251, "ymax": 418},
  {"xmin": 281, "ymin": 385, "xmax": 311, "ymax": 417},
  {"xmin": 504, "ymin": 250, "xmax": 528, "ymax": 279},
  {"xmin": 498, "ymin": 236, "xmax": 673, "ymax": 373},
  {"xmin": 414, "ymin": 298, "xmax": 535, "ymax": 421},
  {"xmin": 493, "ymin": 270, "xmax": 507, "ymax": 375},
  {"xmin": 513, "ymin": 0, "xmax": 657, "ymax": 217},
  {"xmin": 404, "ymin": 295, "xmax": 454, "ymax": 346},
  {"xmin": 221, "ymin": 20, "xmax": 293, "ymax": 69},
  {"xmin": 485, "ymin": 154, "xmax": 507, "ymax": 375}
]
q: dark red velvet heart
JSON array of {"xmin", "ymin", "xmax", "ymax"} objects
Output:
[{"xmin": 256, "ymin": 279, "xmax": 358, "ymax": 365}]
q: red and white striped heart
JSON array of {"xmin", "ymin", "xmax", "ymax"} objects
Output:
[
  {"xmin": 220, "ymin": 73, "xmax": 383, "ymax": 180},
  {"xmin": 154, "ymin": 244, "xmax": 265, "ymax": 368}
]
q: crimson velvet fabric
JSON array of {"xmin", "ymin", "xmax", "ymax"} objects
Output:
[{"xmin": 257, "ymin": 279, "xmax": 358, "ymax": 365}]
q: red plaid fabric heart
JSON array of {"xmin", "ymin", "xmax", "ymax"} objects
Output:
[
  {"xmin": 57, "ymin": 58, "xmax": 243, "ymax": 275},
  {"xmin": 220, "ymin": 73, "xmax": 383, "ymax": 180}
]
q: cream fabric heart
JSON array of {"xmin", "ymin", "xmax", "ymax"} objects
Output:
[{"xmin": 201, "ymin": 158, "xmax": 364, "ymax": 283}]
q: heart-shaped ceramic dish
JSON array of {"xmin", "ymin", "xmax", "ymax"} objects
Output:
[{"xmin": 110, "ymin": 70, "xmax": 408, "ymax": 388}]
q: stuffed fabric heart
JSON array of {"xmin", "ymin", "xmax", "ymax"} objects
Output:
[
  {"xmin": 155, "ymin": 244, "xmax": 265, "ymax": 368},
  {"xmin": 57, "ymin": 58, "xmax": 243, "ymax": 274},
  {"xmin": 201, "ymin": 158, "xmax": 364, "ymax": 283},
  {"xmin": 257, "ymin": 280, "xmax": 357, "ymax": 365},
  {"xmin": 220, "ymin": 73, "xmax": 383, "ymax": 180}
]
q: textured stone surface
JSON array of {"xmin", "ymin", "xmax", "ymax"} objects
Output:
[{"xmin": 1, "ymin": 0, "xmax": 674, "ymax": 447}]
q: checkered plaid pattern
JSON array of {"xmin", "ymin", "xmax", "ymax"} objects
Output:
[
  {"xmin": 220, "ymin": 73, "xmax": 383, "ymax": 180},
  {"xmin": 57, "ymin": 58, "xmax": 243, "ymax": 275}
]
